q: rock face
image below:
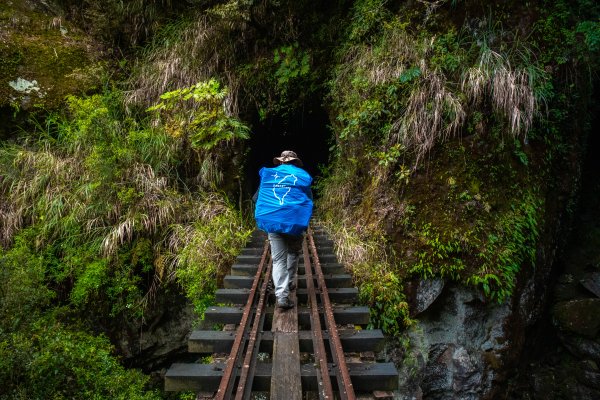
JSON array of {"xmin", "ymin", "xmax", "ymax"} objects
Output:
[
  {"xmin": 396, "ymin": 286, "xmax": 511, "ymax": 399},
  {"xmin": 112, "ymin": 290, "xmax": 197, "ymax": 371},
  {"xmin": 0, "ymin": 0, "xmax": 102, "ymax": 113},
  {"xmin": 391, "ymin": 110, "xmax": 598, "ymax": 400},
  {"xmin": 505, "ymin": 128, "xmax": 600, "ymax": 398},
  {"xmin": 393, "ymin": 238, "xmax": 593, "ymax": 399}
]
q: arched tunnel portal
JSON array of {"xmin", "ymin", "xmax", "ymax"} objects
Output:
[{"xmin": 244, "ymin": 104, "xmax": 332, "ymax": 200}]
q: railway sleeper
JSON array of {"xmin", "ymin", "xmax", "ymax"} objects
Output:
[
  {"xmin": 240, "ymin": 245, "xmax": 335, "ymax": 255},
  {"xmin": 188, "ymin": 329, "xmax": 385, "ymax": 354},
  {"xmin": 230, "ymin": 262, "xmax": 345, "ymax": 276},
  {"xmin": 236, "ymin": 253, "xmax": 338, "ymax": 264},
  {"xmin": 215, "ymin": 287, "xmax": 358, "ymax": 304},
  {"xmin": 165, "ymin": 362, "xmax": 398, "ymax": 392},
  {"xmin": 203, "ymin": 305, "xmax": 370, "ymax": 326},
  {"xmin": 223, "ymin": 274, "xmax": 352, "ymax": 289},
  {"xmin": 165, "ymin": 228, "xmax": 399, "ymax": 397}
]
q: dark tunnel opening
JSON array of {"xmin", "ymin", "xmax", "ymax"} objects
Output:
[{"xmin": 244, "ymin": 104, "xmax": 332, "ymax": 198}]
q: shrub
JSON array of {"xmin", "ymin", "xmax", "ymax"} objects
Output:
[{"xmin": 0, "ymin": 323, "xmax": 160, "ymax": 399}]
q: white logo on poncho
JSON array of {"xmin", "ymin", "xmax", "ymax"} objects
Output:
[{"xmin": 272, "ymin": 173, "xmax": 298, "ymax": 205}]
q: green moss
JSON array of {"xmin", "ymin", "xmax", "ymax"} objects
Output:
[
  {"xmin": 0, "ymin": 0, "xmax": 102, "ymax": 111},
  {"xmin": 318, "ymin": 0, "xmax": 600, "ymax": 320}
]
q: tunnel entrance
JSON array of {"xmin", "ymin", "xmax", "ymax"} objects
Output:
[{"xmin": 244, "ymin": 104, "xmax": 332, "ymax": 196}]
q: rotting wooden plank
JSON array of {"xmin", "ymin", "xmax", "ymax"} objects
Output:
[
  {"xmin": 271, "ymin": 306, "xmax": 298, "ymax": 333},
  {"xmin": 270, "ymin": 280, "xmax": 301, "ymax": 399},
  {"xmin": 270, "ymin": 334, "xmax": 301, "ymax": 400},
  {"xmin": 271, "ymin": 276, "xmax": 298, "ymax": 333}
]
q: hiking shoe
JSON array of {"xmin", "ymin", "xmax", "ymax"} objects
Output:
[
  {"xmin": 267, "ymin": 279, "xmax": 275, "ymax": 293},
  {"xmin": 288, "ymin": 281, "xmax": 296, "ymax": 291},
  {"xmin": 276, "ymin": 297, "xmax": 294, "ymax": 310}
]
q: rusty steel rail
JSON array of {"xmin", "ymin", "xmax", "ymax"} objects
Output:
[
  {"xmin": 308, "ymin": 228, "xmax": 356, "ymax": 400},
  {"xmin": 235, "ymin": 258, "xmax": 272, "ymax": 399},
  {"xmin": 302, "ymin": 238, "xmax": 335, "ymax": 399},
  {"xmin": 215, "ymin": 229, "xmax": 357, "ymax": 399},
  {"xmin": 215, "ymin": 239, "xmax": 270, "ymax": 400}
]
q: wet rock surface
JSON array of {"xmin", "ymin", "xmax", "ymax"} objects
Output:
[
  {"xmin": 112, "ymin": 290, "xmax": 196, "ymax": 371},
  {"xmin": 406, "ymin": 277, "xmax": 445, "ymax": 316},
  {"xmin": 396, "ymin": 286, "xmax": 512, "ymax": 399},
  {"xmin": 505, "ymin": 116, "xmax": 600, "ymax": 399},
  {"xmin": 581, "ymin": 272, "xmax": 600, "ymax": 298},
  {"xmin": 554, "ymin": 298, "xmax": 600, "ymax": 337},
  {"xmin": 559, "ymin": 333, "xmax": 600, "ymax": 363}
]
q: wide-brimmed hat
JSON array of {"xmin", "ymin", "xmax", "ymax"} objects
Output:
[{"xmin": 273, "ymin": 150, "xmax": 303, "ymax": 167}]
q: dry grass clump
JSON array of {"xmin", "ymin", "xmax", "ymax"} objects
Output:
[
  {"xmin": 326, "ymin": 223, "xmax": 388, "ymax": 273},
  {"xmin": 144, "ymin": 192, "xmax": 247, "ymax": 307},
  {"xmin": 0, "ymin": 148, "xmax": 82, "ymax": 246},
  {"xmin": 126, "ymin": 9, "xmax": 246, "ymax": 114},
  {"xmin": 100, "ymin": 162, "xmax": 178, "ymax": 256},
  {"xmin": 333, "ymin": 26, "xmax": 466, "ymax": 163},
  {"xmin": 462, "ymin": 48, "xmax": 537, "ymax": 135},
  {"xmin": 332, "ymin": 21, "xmax": 542, "ymax": 165},
  {"xmin": 1, "ymin": 137, "xmax": 248, "ymax": 310},
  {"xmin": 1, "ymin": 144, "xmax": 212, "ymax": 255},
  {"xmin": 340, "ymin": 31, "xmax": 422, "ymax": 87},
  {"xmin": 389, "ymin": 64, "xmax": 466, "ymax": 163}
]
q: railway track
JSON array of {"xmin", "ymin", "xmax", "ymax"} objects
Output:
[{"xmin": 165, "ymin": 227, "xmax": 398, "ymax": 399}]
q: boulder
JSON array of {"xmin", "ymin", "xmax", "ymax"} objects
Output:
[
  {"xmin": 559, "ymin": 333, "xmax": 600, "ymax": 363},
  {"xmin": 581, "ymin": 272, "xmax": 600, "ymax": 298},
  {"xmin": 554, "ymin": 299, "xmax": 600, "ymax": 338},
  {"xmin": 406, "ymin": 277, "xmax": 445, "ymax": 316}
]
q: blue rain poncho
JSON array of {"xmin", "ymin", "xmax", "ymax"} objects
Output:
[{"xmin": 254, "ymin": 164, "xmax": 313, "ymax": 235}]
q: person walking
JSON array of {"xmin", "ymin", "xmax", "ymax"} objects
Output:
[{"xmin": 254, "ymin": 150, "xmax": 313, "ymax": 309}]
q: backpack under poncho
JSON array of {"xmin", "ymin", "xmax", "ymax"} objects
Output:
[{"xmin": 254, "ymin": 164, "xmax": 313, "ymax": 235}]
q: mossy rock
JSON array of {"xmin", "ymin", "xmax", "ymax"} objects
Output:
[
  {"xmin": 0, "ymin": 0, "xmax": 104, "ymax": 111},
  {"xmin": 554, "ymin": 299, "xmax": 600, "ymax": 338}
]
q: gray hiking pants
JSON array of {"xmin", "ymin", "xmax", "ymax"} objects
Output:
[{"xmin": 268, "ymin": 232, "xmax": 303, "ymax": 300}]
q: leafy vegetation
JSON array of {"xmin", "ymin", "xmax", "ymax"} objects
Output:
[
  {"xmin": 1, "ymin": 0, "xmax": 599, "ymax": 396},
  {"xmin": 318, "ymin": 0, "xmax": 599, "ymax": 334},
  {"xmin": 0, "ymin": 81, "xmax": 250, "ymax": 396}
]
